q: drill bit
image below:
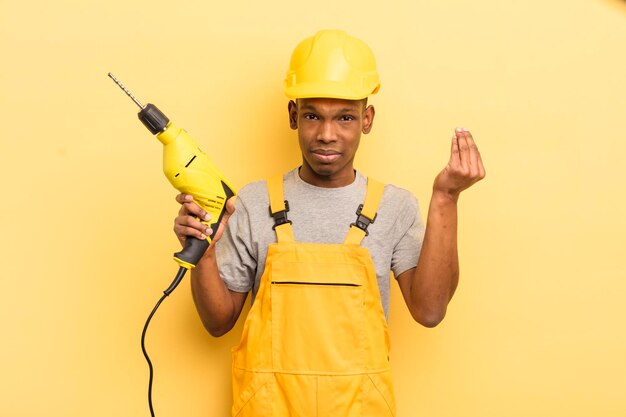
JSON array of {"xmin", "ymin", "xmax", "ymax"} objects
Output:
[{"xmin": 108, "ymin": 72, "xmax": 145, "ymax": 109}]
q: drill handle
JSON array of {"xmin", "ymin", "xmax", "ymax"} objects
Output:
[
  {"xmin": 172, "ymin": 180, "xmax": 235, "ymax": 270},
  {"xmin": 173, "ymin": 237, "xmax": 210, "ymax": 271}
]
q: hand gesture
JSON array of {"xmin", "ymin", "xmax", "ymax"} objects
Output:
[{"xmin": 433, "ymin": 127, "xmax": 486, "ymax": 201}]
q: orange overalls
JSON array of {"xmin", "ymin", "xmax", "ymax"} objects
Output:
[{"xmin": 231, "ymin": 175, "xmax": 396, "ymax": 416}]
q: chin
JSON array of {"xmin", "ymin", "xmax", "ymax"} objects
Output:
[{"xmin": 310, "ymin": 164, "xmax": 338, "ymax": 177}]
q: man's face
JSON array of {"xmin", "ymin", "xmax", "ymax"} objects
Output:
[{"xmin": 288, "ymin": 97, "xmax": 375, "ymax": 187}]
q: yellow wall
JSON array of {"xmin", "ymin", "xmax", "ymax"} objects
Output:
[{"xmin": 1, "ymin": 0, "xmax": 625, "ymax": 415}]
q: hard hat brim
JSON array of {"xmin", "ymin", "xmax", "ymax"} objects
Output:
[{"xmin": 285, "ymin": 80, "xmax": 379, "ymax": 101}]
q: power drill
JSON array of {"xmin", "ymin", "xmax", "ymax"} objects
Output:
[
  {"xmin": 108, "ymin": 73, "xmax": 236, "ymax": 416},
  {"xmin": 108, "ymin": 73, "xmax": 236, "ymax": 286}
]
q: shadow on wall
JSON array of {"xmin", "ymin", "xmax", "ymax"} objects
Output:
[{"xmin": 604, "ymin": 0, "xmax": 626, "ymax": 11}]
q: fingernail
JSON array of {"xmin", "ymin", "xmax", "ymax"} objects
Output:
[
  {"xmin": 200, "ymin": 234, "xmax": 207, "ymax": 240},
  {"xmin": 204, "ymin": 213, "xmax": 211, "ymax": 221},
  {"xmin": 463, "ymin": 127, "xmax": 469, "ymax": 132},
  {"xmin": 456, "ymin": 127, "xmax": 463, "ymax": 133}
]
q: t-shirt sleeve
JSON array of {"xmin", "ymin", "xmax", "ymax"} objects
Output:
[
  {"xmin": 214, "ymin": 196, "xmax": 257, "ymax": 293},
  {"xmin": 391, "ymin": 193, "xmax": 425, "ymax": 278}
]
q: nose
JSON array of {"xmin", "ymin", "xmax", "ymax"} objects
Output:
[{"xmin": 317, "ymin": 120, "xmax": 338, "ymax": 143}]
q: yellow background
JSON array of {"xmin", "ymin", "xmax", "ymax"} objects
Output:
[{"xmin": 1, "ymin": 0, "xmax": 625, "ymax": 416}]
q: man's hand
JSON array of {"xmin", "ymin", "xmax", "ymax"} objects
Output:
[
  {"xmin": 433, "ymin": 127, "xmax": 486, "ymax": 201},
  {"xmin": 398, "ymin": 127, "xmax": 485, "ymax": 326},
  {"xmin": 173, "ymin": 194, "xmax": 236, "ymax": 246},
  {"xmin": 173, "ymin": 194, "xmax": 245, "ymax": 337}
]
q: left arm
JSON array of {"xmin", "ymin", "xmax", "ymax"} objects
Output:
[{"xmin": 397, "ymin": 128, "xmax": 485, "ymax": 327}]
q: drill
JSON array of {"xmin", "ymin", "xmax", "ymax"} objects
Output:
[
  {"xmin": 108, "ymin": 73, "xmax": 236, "ymax": 416},
  {"xmin": 108, "ymin": 72, "xmax": 236, "ymax": 289}
]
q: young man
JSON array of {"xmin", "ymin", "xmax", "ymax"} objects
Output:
[{"xmin": 174, "ymin": 30, "xmax": 485, "ymax": 416}]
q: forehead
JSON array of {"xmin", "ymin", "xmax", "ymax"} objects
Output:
[{"xmin": 297, "ymin": 97, "xmax": 364, "ymax": 112}]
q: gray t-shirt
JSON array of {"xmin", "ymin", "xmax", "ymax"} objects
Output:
[{"xmin": 215, "ymin": 168, "xmax": 425, "ymax": 317}]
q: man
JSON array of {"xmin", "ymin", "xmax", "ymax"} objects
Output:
[{"xmin": 174, "ymin": 30, "xmax": 485, "ymax": 416}]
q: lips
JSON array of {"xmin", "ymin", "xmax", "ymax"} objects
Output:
[{"xmin": 311, "ymin": 149, "xmax": 341, "ymax": 163}]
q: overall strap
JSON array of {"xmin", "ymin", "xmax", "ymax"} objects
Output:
[
  {"xmin": 267, "ymin": 174, "xmax": 295, "ymax": 243},
  {"xmin": 344, "ymin": 178, "xmax": 385, "ymax": 246}
]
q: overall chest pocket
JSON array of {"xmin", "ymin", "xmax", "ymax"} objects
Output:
[{"xmin": 270, "ymin": 261, "xmax": 367, "ymax": 373}]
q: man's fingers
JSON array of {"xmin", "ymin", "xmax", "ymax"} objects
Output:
[
  {"xmin": 456, "ymin": 127, "xmax": 470, "ymax": 169},
  {"xmin": 477, "ymin": 154, "xmax": 487, "ymax": 179},
  {"xmin": 180, "ymin": 226, "xmax": 207, "ymax": 240},
  {"xmin": 450, "ymin": 133, "xmax": 460, "ymax": 166},
  {"xmin": 174, "ymin": 215, "xmax": 210, "ymax": 240},
  {"xmin": 225, "ymin": 196, "xmax": 237, "ymax": 214},
  {"xmin": 436, "ymin": 127, "xmax": 486, "ymax": 197},
  {"xmin": 177, "ymin": 201, "xmax": 211, "ymax": 222},
  {"xmin": 178, "ymin": 215, "xmax": 211, "ymax": 234},
  {"xmin": 175, "ymin": 193, "xmax": 209, "ymax": 218},
  {"xmin": 220, "ymin": 197, "xmax": 237, "ymax": 230},
  {"xmin": 175, "ymin": 193, "xmax": 193, "ymax": 204},
  {"xmin": 463, "ymin": 129, "xmax": 480, "ymax": 172},
  {"xmin": 463, "ymin": 128, "xmax": 487, "ymax": 180},
  {"xmin": 174, "ymin": 195, "xmax": 236, "ymax": 244}
]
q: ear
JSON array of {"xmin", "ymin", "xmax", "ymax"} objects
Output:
[
  {"xmin": 288, "ymin": 100, "xmax": 298, "ymax": 130},
  {"xmin": 362, "ymin": 105, "xmax": 375, "ymax": 134}
]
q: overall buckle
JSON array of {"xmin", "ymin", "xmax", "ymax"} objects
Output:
[
  {"xmin": 270, "ymin": 200, "xmax": 292, "ymax": 230},
  {"xmin": 351, "ymin": 204, "xmax": 376, "ymax": 236}
]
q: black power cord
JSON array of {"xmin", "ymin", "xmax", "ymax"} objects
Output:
[{"xmin": 141, "ymin": 266, "xmax": 188, "ymax": 417}]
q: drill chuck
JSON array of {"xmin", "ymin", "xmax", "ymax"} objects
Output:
[
  {"xmin": 108, "ymin": 73, "xmax": 170, "ymax": 134},
  {"xmin": 139, "ymin": 104, "xmax": 170, "ymax": 134}
]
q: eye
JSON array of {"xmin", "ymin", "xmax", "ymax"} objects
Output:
[
  {"xmin": 303, "ymin": 113, "xmax": 319, "ymax": 120},
  {"xmin": 339, "ymin": 115, "xmax": 355, "ymax": 122}
]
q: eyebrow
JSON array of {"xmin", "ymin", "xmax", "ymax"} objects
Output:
[{"xmin": 300, "ymin": 104, "xmax": 359, "ymax": 113}]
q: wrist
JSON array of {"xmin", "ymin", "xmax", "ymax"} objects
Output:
[{"xmin": 431, "ymin": 188, "xmax": 460, "ymax": 205}]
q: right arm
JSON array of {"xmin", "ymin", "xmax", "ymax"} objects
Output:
[{"xmin": 174, "ymin": 194, "xmax": 247, "ymax": 337}]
